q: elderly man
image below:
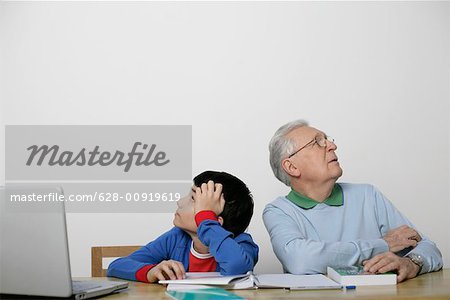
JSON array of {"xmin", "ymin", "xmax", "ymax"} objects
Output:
[{"xmin": 263, "ymin": 119, "xmax": 443, "ymax": 282}]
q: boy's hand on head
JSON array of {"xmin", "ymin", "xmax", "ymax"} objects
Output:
[
  {"xmin": 147, "ymin": 260, "xmax": 185, "ymax": 283},
  {"xmin": 193, "ymin": 180, "xmax": 225, "ymax": 216}
]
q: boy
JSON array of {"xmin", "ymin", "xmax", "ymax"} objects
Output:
[{"xmin": 107, "ymin": 171, "xmax": 258, "ymax": 283}]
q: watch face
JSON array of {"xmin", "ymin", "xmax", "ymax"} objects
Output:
[{"xmin": 409, "ymin": 253, "xmax": 424, "ymax": 266}]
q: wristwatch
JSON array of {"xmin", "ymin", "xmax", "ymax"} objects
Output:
[{"xmin": 406, "ymin": 253, "xmax": 424, "ymax": 273}]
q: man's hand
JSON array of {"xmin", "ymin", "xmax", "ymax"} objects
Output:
[
  {"xmin": 383, "ymin": 225, "xmax": 422, "ymax": 252},
  {"xmin": 362, "ymin": 252, "xmax": 420, "ymax": 283},
  {"xmin": 146, "ymin": 260, "xmax": 185, "ymax": 283},
  {"xmin": 193, "ymin": 180, "xmax": 225, "ymax": 216}
]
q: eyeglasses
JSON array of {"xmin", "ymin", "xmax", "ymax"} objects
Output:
[{"xmin": 288, "ymin": 135, "xmax": 335, "ymax": 158}]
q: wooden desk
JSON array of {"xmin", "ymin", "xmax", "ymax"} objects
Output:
[{"xmin": 82, "ymin": 269, "xmax": 450, "ymax": 300}]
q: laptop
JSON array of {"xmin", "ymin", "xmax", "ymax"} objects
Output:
[{"xmin": 0, "ymin": 185, "xmax": 128, "ymax": 299}]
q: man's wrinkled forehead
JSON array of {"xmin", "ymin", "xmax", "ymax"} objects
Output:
[{"xmin": 286, "ymin": 126, "xmax": 324, "ymax": 144}]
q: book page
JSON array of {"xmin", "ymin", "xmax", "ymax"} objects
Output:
[
  {"xmin": 255, "ymin": 274, "xmax": 341, "ymax": 289},
  {"xmin": 159, "ymin": 272, "xmax": 248, "ymax": 285}
]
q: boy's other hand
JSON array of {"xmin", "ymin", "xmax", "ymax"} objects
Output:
[
  {"xmin": 147, "ymin": 260, "xmax": 185, "ymax": 283},
  {"xmin": 193, "ymin": 180, "xmax": 225, "ymax": 216}
]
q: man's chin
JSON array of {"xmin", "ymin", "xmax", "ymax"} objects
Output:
[{"xmin": 331, "ymin": 167, "xmax": 343, "ymax": 180}]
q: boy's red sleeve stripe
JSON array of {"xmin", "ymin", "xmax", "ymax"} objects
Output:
[
  {"xmin": 135, "ymin": 264, "xmax": 156, "ymax": 283},
  {"xmin": 195, "ymin": 210, "xmax": 218, "ymax": 227}
]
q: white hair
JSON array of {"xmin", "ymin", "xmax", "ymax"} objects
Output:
[{"xmin": 269, "ymin": 119, "xmax": 309, "ymax": 186}]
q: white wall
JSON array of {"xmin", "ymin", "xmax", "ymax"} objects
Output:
[{"xmin": 1, "ymin": 2, "xmax": 449, "ymax": 276}]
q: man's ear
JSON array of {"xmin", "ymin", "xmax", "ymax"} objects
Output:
[
  {"xmin": 282, "ymin": 158, "xmax": 301, "ymax": 178},
  {"xmin": 218, "ymin": 216, "xmax": 224, "ymax": 226}
]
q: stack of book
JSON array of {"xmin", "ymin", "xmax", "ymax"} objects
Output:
[{"xmin": 161, "ymin": 266, "xmax": 397, "ymax": 299}]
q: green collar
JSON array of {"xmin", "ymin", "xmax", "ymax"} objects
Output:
[{"xmin": 287, "ymin": 184, "xmax": 343, "ymax": 209}]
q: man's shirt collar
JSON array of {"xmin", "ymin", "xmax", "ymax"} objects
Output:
[{"xmin": 287, "ymin": 184, "xmax": 343, "ymax": 209}]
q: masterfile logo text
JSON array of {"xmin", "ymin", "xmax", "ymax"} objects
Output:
[
  {"xmin": 6, "ymin": 125, "xmax": 191, "ymax": 181},
  {"xmin": 26, "ymin": 142, "xmax": 170, "ymax": 172}
]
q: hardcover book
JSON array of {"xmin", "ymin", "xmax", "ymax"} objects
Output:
[{"xmin": 327, "ymin": 266, "xmax": 397, "ymax": 286}]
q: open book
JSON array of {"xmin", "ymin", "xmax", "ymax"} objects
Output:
[{"xmin": 159, "ymin": 272, "xmax": 342, "ymax": 291}]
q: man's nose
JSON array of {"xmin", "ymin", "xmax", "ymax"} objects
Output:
[{"xmin": 326, "ymin": 140, "xmax": 337, "ymax": 151}]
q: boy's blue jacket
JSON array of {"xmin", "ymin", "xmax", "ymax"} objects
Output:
[{"xmin": 107, "ymin": 219, "xmax": 259, "ymax": 281}]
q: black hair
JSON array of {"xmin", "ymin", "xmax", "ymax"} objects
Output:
[{"xmin": 193, "ymin": 170, "xmax": 254, "ymax": 236}]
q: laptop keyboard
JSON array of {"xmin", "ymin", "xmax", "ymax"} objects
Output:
[{"xmin": 72, "ymin": 280, "xmax": 104, "ymax": 293}]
